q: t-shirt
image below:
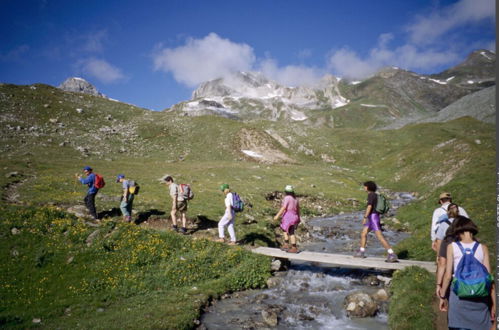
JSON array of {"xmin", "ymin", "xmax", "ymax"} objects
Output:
[
  {"xmin": 431, "ymin": 203, "xmax": 469, "ymax": 241},
  {"xmin": 367, "ymin": 192, "xmax": 378, "ymax": 215},
  {"xmin": 435, "ymin": 217, "xmax": 454, "ymax": 241},
  {"xmin": 225, "ymin": 192, "xmax": 233, "ymax": 208},
  {"xmin": 122, "ymin": 179, "xmax": 131, "ymax": 190},
  {"xmin": 169, "ymin": 183, "xmax": 184, "ymax": 201}
]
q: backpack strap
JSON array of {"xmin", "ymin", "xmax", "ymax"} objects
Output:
[
  {"xmin": 455, "ymin": 241, "xmax": 478, "ymax": 256},
  {"xmin": 455, "ymin": 241, "xmax": 466, "ymax": 254},
  {"xmin": 471, "ymin": 241, "xmax": 480, "ymax": 255}
]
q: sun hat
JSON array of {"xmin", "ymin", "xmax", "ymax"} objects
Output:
[
  {"xmin": 284, "ymin": 185, "xmax": 294, "ymax": 193},
  {"xmin": 438, "ymin": 192, "xmax": 452, "ymax": 202},
  {"xmin": 116, "ymin": 174, "xmax": 125, "ymax": 182},
  {"xmin": 220, "ymin": 183, "xmax": 230, "ymax": 191}
]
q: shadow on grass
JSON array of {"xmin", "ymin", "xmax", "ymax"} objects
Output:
[
  {"xmin": 135, "ymin": 209, "xmax": 166, "ymax": 224},
  {"xmin": 190, "ymin": 215, "xmax": 218, "ymax": 233},
  {"xmin": 98, "ymin": 207, "xmax": 121, "ymax": 219},
  {"xmin": 239, "ymin": 232, "xmax": 277, "ymax": 247}
]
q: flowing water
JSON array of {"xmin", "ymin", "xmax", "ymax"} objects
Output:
[{"xmin": 200, "ymin": 192, "xmax": 416, "ymax": 329}]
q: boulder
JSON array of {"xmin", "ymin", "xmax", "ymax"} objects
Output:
[
  {"xmin": 371, "ymin": 289, "xmax": 389, "ymax": 302},
  {"xmin": 344, "ymin": 292, "xmax": 378, "ymax": 318},
  {"xmin": 261, "ymin": 308, "xmax": 279, "ymax": 327}
]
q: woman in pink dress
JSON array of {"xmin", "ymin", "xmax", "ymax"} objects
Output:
[{"xmin": 274, "ymin": 185, "xmax": 301, "ymax": 253}]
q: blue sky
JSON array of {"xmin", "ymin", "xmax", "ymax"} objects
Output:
[{"xmin": 0, "ymin": 0, "xmax": 495, "ymax": 110}]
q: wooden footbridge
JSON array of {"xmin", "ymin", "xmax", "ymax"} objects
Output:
[{"xmin": 252, "ymin": 247, "xmax": 436, "ymax": 272}]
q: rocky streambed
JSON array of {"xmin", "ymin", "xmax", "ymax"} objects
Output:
[{"xmin": 199, "ymin": 192, "xmax": 416, "ymax": 329}]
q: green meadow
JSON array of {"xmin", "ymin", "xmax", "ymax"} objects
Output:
[{"xmin": 0, "ymin": 84, "xmax": 495, "ymax": 328}]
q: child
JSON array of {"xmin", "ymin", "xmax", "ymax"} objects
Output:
[{"xmin": 274, "ymin": 185, "xmax": 301, "ymax": 253}]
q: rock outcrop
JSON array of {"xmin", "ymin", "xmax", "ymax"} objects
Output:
[{"xmin": 58, "ymin": 77, "xmax": 104, "ymax": 97}]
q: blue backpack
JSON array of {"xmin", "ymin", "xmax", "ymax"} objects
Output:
[
  {"xmin": 451, "ymin": 241, "xmax": 493, "ymax": 298},
  {"xmin": 231, "ymin": 192, "xmax": 244, "ymax": 212}
]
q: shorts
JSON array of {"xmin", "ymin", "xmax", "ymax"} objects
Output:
[
  {"xmin": 364, "ymin": 212, "xmax": 381, "ymax": 231},
  {"xmin": 176, "ymin": 200, "xmax": 188, "ymax": 212}
]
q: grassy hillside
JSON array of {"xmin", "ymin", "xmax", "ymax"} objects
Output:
[{"xmin": 0, "ymin": 83, "xmax": 495, "ymax": 328}]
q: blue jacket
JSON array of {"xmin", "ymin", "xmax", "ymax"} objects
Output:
[{"xmin": 79, "ymin": 173, "xmax": 98, "ymax": 194}]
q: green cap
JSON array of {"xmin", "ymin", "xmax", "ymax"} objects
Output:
[
  {"xmin": 284, "ymin": 185, "xmax": 294, "ymax": 193},
  {"xmin": 220, "ymin": 183, "xmax": 230, "ymax": 191}
]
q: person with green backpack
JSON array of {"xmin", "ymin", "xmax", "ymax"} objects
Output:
[
  {"xmin": 354, "ymin": 181, "xmax": 398, "ymax": 262},
  {"xmin": 439, "ymin": 216, "xmax": 495, "ymax": 330}
]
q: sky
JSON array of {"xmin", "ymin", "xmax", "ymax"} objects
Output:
[{"xmin": 0, "ymin": 0, "xmax": 495, "ymax": 110}]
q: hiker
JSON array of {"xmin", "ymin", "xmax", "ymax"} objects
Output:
[
  {"xmin": 434, "ymin": 203, "xmax": 461, "ymax": 297},
  {"xmin": 76, "ymin": 166, "xmax": 100, "ymax": 220},
  {"xmin": 217, "ymin": 184, "xmax": 237, "ymax": 245},
  {"xmin": 435, "ymin": 204, "xmax": 460, "ymax": 298},
  {"xmin": 274, "ymin": 185, "xmax": 300, "ymax": 253},
  {"xmin": 116, "ymin": 174, "xmax": 134, "ymax": 223},
  {"xmin": 438, "ymin": 216, "xmax": 495, "ymax": 330},
  {"xmin": 164, "ymin": 176, "xmax": 188, "ymax": 234},
  {"xmin": 354, "ymin": 181, "xmax": 398, "ymax": 262},
  {"xmin": 431, "ymin": 192, "xmax": 468, "ymax": 252}
]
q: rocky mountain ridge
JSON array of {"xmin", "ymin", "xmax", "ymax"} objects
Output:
[
  {"xmin": 168, "ymin": 49, "xmax": 495, "ymax": 128},
  {"xmin": 170, "ymin": 71, "xmax": 348, "ymax": 121}
]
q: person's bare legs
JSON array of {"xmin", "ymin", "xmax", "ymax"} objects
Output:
[
  {"xmin": 374, "ymin": 230, "xmax": 391, "ymax": 250},
  {"xmin": 171, "ymin": 209, "xmax": 177, "ymax": 227},
  {"xmin": 360, "ymin": 226, "xmax": 369, "ymax": 248}
]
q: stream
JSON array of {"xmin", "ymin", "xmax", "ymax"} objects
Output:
[{"xmin": 200, "ymin": 192, "xmax": 416, "ymax": 329}]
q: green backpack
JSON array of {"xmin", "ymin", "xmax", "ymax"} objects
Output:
[{"xmin": 375, "ymin": 193, "xmax": 390, "ymax": 214}]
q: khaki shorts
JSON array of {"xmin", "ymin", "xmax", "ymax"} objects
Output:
[{"xmin": 176, "ymin": 200, "xmax": 188, "ymax": 212}]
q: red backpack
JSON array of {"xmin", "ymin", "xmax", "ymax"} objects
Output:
[{"xmin": 94, "ymin": 174, "xmax": 105, "ymax": 189}]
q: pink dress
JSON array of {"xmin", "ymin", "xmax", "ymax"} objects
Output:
[{"xmin": 280, "ymin": 195, "xmax": 300, "ymax": 232}]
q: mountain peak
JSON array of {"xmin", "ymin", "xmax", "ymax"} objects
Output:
[{"xmin": 58, "ymin": 77, "xmax": 104, "ymax": 97}]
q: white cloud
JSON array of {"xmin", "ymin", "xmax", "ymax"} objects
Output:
[
  {"xmin": 81, "ymin": 30, "xmax": 108, "ymax": 53},
  {"xmin": 259, "ymin": 58, "xmax": 323, "ymax": 87},
  {"xmin": 407, "ymin": 0, "xmax": 495, "ymax": 45},
  {"xmin": 327, "ymin": 0, "xmax": 493, "ymax": 80},
  {"xmin": 153, "ymin": 33, "xmax": 255, "ymax": 87},
  {"xmin": 327, "ymin": 48, "xmax": 378, "ymax": 80},
  {"xmin": 77, "ymin": 58, "xmax": 126, "ymax": 83}
]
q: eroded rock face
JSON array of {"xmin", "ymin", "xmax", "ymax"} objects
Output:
[
  {"xmin": 344, "ymin": 292, "xmax": 378, "ymax": 318},
  {"xmin": 58, "ymin": 77, "xmax": 103, "ymax": 97}
]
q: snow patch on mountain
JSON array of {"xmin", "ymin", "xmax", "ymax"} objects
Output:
[{"xmin": 171, "ymin": 71, "xmax": 349, "ymax": 121}]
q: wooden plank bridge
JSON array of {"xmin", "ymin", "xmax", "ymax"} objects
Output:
[{"xmin": 252, "ymin": 247, "xmax": 436, "ymax": 273}]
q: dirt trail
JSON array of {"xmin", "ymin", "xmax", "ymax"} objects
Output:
[{"xmin": 2, "ymin": 175, "xmax": 28, "ymax": 204}]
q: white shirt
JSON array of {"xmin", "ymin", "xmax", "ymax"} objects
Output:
[
  {"xmin": 431, "ymin": 203, "xmax": 468, "ymax": 241},
  {"xmin": 225, "ymin": 192, "xmax": 234, "ymax": 215}
]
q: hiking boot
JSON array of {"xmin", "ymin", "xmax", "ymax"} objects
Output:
[
  {"xmin": 354, "ymin": 250, "xmax": 366, "ymax": 258},
  {"xmin": 180, "ymin": 227, "xmax": 187, "ymax": 235},
  {"xmin": 385, "ymin": 253, "xmax": 398, "ymax": 263},
  {"xmin": 280, "ymin": 243, "xmax": 290, "ymax": 251},
  {"xmin": 228, "ymin": 241, "xmax": 237, "ymax": 246},
  {"xmin": 286, "ymin": 246, "xmax": 299, "ymax": 253},
  {"xmin": 215, "ymin": 238, "xmax": 225, "ymax": 243},
  {"xmin": 172, "ymin": 225, "xmax": 179, "ymax": 232}
]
